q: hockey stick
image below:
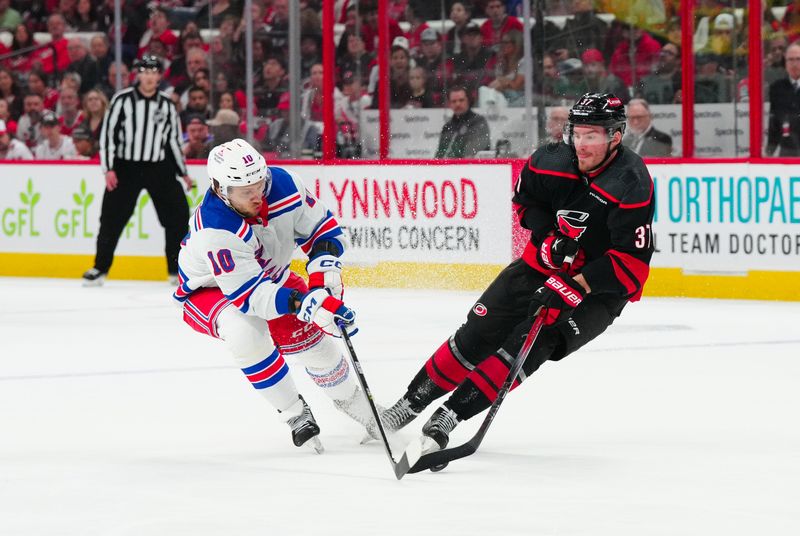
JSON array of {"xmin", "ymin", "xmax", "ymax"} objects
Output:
[
  {"xmin": 336, "ymin": 321, "xmax": 407, "ymax": 479},
  {"xmin": 394, "ymin": 308, "xmax": 547, "ymax": 477}
]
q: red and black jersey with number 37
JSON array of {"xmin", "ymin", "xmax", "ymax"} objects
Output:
[{"xmin": 512, "ymin": 142, "xmax": 655, "ymax": 302}]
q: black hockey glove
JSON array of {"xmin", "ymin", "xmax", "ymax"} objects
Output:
[
  {"xmin": 535, "ymin": 232, "xmax": 580, "ymax": 272},
  {"xmin": 530, "ymin": 272, "xmax": 586, "ymax": 326}
]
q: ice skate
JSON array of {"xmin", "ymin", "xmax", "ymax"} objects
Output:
[
  {"xmin": 81, "ymin": 268, "xmax": 106, "ymax": 287},
  {"xmin": 379, "ymin": 396, "xmax": 422, "ymax": 433},
  {"xmin": 332, "ymin": 386, "xmax": 384, "ymax": 442},
  {"xmin": 284, "ymin": 396, "xmax": 324, "ymax": 454},
  {"xmin": 421, "ymin": 406, "xmax": 460, "ymax": 451}
]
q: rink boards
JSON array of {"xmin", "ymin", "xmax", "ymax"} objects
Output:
[{"xmin": 0, "ymin": 160, "xmax": 798, "ymax": 300}]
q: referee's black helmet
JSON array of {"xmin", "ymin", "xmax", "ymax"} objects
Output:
[{"xmin": 135, "ymin": 54, "xmax": 164, "ymax": 72}]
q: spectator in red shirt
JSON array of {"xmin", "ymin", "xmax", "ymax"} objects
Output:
[
  {"xmin": 480, "ymin": 0, "xmax": 523, "ymax": 53},
  {"xmin": 609, "ymin": 25, "xmax": 662, "ymax": 87},
  {"xmin": 404, "ymin": 3, "xmax": 430, "ymax": 56},
  {"xmin": 361, "ymin": 1, "xmax": 406, "ymax": 53},
  {"xmin": 33, "ymin": 14, "xmax": 71, "ymax": 75},
  {"xmin": 138, "ymin": 6, "xmax": 178, "ymax": 59}
]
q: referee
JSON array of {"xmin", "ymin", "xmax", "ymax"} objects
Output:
[{"xmin": 83, "ymin": 55, "xmax": 194, "ymax": 286}]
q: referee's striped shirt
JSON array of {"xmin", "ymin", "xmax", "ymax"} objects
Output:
[{"xmin": 99, "ymin": 86, "xmax": 187, "ymax": 176}]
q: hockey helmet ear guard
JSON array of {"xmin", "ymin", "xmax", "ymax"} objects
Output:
[
  {"xmin": 563, "ymin": 92, "xmax": 627, "ymax": 146},
  {"xmin": 207, "ymin": 138, "xmax": 272, "ymax": 207}
]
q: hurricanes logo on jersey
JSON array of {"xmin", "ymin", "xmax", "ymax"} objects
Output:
[
  {"xmin": 473, "ymin": 303, "xmax": 487, "ymax": 316},
  {"xmin": 556, "ymin": 210, "xmax": 589, "ymax": 240}
]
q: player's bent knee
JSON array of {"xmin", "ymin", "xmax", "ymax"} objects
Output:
[
  {"xmin": 216, "ymin": 307, "xmax": 275, "ymax": 365},
  {"xmin": 294, "ymin": 336, "xmax": 339, "ymax": 369}
]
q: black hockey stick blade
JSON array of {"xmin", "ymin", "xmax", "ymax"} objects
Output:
[
  {"xmin": 336, "ymin": 321, "xmax": 407, "ymax": 479},
  {"xmin": 397, "ymin": 310, "xmax": 547, "ymax": 477}
]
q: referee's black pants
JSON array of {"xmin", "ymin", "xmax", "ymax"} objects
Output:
[
  {"xmin": 93, "ymin": 159, "xmax": 189, "ymax": 275},
  {"xmin": 407, "ymin": 258, "xmax": 630, "ymax": 420}
]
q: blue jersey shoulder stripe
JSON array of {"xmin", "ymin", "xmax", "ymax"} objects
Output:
[
  {"xmin": 266, "ymin": 166, "xmax": 300, "ymax": 203},
  {"xmin": 197, "ymin": 189, "xmax": 245, "ymax": 236}
]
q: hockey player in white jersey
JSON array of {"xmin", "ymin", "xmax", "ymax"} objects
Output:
[{"xmin": 173, "ymin": 139, "xmax": 376, "ymax": 452}]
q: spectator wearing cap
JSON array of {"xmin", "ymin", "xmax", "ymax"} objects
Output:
[
  {"xmin": 435, "ymin": 86, "xmax": 490, "ymax": 158},
  {"xmin": 138, "ymin": 6, "xmax": 178, "ymax": 60},
  {"xmin": 704, "ymin": 12, "xmax": 737, "ymax": 71},
  {"xmin": 207, "ymin": 108, "xmax": 241, "ymax": 146},
  {"xmin": 0, "ymin": 119, "xmax": 33, "ymax": 160},
  {"xmin": 767, "ymin": 42, "xmax": 800, "ymax": 156},
  {"xmin": 637, "ymin": 43, "xmax": 682, "ymax": 104},
  {"xmin": 57, "ymin": 87, "xmax": 85, "ymax": 136},
  {"xmin": 82, "ymin": 54, "xmax": 192, "ymax": 286},
  {"xmin": 182, "ymin": 115, "xmax": 213, "ymax": 159},
  {"xmin": 481, "ymin": 0, "xmax": 524, "ymax": 53},
  {"xmin": 66, "ymin": 37, "xmax": 100, "ymax": 94},
  {"xmin": 16, "ymin": 93, "xmax": 45, "ymax": 149},
  {"xmin": 369, "ymin": 37, "xmax": 413, "ymax": 109},
  {"xmin": 486, "ymin": 29, "xmax": 525, "ymax": 106},
  {"xmin": 336, "ymin": 33, "xmax": 374, "ymax": 88},
  {"xmin": 415, "ymin": 28, "xmax": 454, "ymax": 107},
  {"xmin": 34, "ymin": 111, "xmax": 77, "ymax": 159},
  {"xmin": 180, "ymin": 86, "xmax": 211, "ymax": 128},
  {"xmin": 255, "ymin": 56, "xmax": 289, "ymax": 119},
  {"xmin": 609, "ymin": 24, "xmax": 661, "ymax": 87},
  {"xmin": 71, "ymin": 123, "xmax": 98, "ymax": 159},
  {"xmin": 557, "ymin": 48, "xmax": 630, "ymax": 103},
  {"xmin": 622, "ymin": 98, "xmax": 673, "ymax": 157},
  {"xmin": 453, "ymin": 22, "xmax": 494, "ymax": 102},
  {"xmin": 694, "ymin": 52, "xmax": 732, "ymax": 103},
  {"xmin": 446, "ymin": 1, "xmax": 473, "ymax": 56}
]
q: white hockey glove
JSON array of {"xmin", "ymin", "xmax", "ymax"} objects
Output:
[
  {"xmin": 306, "ymin": 254, "xmax": 344, "ymax": 300},
  {"xmin": 296, "ymin": 288, "xmax": 357, "ymax": 337}
]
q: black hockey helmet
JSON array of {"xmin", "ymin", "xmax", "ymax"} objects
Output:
[
  {"xmin": 134, "ymin": 54, "xmax": 164, "ymax": 73},
  {"xmin": 563, "ymin": 92, "xmax": 626, "ymax": 145}
]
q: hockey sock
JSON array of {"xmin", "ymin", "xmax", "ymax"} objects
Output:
[
  {"xmin": 240, "ymin": 348, "xmax": 301, "ymax": 415},
  {"xmin": 305, "ymin": 355, "xmax": 356, "ymax": 400},
  {"xmin": 444, "ymin": 352, "xmax": 521, "ymax": 421}
]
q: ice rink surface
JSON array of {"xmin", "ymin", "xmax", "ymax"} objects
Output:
[{"xmin": 1, "ymin": 277, "xmax": 798, "ymax": 536}]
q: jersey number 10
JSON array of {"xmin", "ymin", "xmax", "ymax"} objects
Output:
[{"xmin": 207, "ymin": 249, "xmax": 236, "ymax": 275}]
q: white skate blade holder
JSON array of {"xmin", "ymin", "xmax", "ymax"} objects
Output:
[{"xmin": 306, "ymin": 436, "xmax": 325, "ymax": 454}]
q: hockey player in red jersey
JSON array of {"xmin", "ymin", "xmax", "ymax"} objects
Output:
[{"xmin": 381, "ymin": 93, "xmax": 655, "ymax": 454}]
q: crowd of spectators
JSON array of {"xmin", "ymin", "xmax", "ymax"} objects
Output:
[{"xmin": 0, "ymin": 0, "xmax": 797, "ymax": 160}]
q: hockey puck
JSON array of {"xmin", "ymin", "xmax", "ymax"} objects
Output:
[{"xmin": 430, "ymin": 462, "xmax": 449, "ymax": 472}]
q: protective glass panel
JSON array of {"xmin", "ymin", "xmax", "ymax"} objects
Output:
[{"xmin": 764, "ymin": 1, "xmax": 797, "ymax": 157}]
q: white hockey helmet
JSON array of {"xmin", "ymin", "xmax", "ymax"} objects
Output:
[{"xmin": 207, "ymin": 138, "xmax": 272, "ymax": 205}]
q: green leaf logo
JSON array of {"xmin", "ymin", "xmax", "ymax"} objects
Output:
[{"xmin": 74, "ymin": 179, "xmax": 93, "ymax": 208}]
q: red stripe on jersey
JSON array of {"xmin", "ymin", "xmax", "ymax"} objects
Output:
[
  {"xmin": 607, "ymin": 249, "xmax": 650, "ymax": 301},
  {"xmin": 425, "ymin": 358, "xmax": 459, "ymax": 390},
  {"xmin": 236, "ymin": 221, "xmax": 250, "ymax": 239},
  {"xmin": 469, "ymin": 355, "xmax": 515, "ymax": 401},
  {"xmin": 619, "ymin": 179, "xmax": 654, "ymax": 209},
  {"xmin": 528, "ymin": 162, "xmax": 579, "ymax": 180},
  {"xmin": 590, "ymin": 182, "xmax": 621, "ymax": 203},
  {"xmin": 247, "ymin": 355, "xmax": 287, "ymax": 383},
  {"xmin": 512, "ymin": 202, "xmax": 527, "ymax": 225},
  {"xmin": 300, "ymin": 218, "xmax": 339, "ymax": 253},
  {"xmin": 431, "ymin": 340, "xmax": 470, "ymax": 385},
  {"xmin": 268, "ymin": 193, "xmax": 302, "ymax": 213}
]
